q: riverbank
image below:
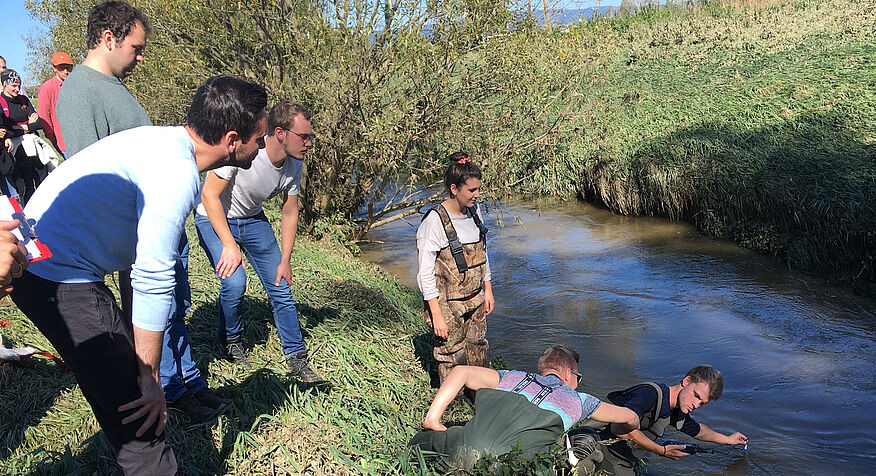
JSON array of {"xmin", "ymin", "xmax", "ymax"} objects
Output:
[
  {"xmin": 0, "ymin": 218, "xmax": 451, "ymax": 475},
  {"xmin": 519, "ymin": 0, "xmax": 875, "ymax": 289}
]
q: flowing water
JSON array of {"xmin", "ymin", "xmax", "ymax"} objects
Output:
[{"xmin": 359, "ymin": 197, "xmax": 876, "ymax": 475}]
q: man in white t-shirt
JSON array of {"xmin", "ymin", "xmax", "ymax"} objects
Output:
[{"xmin": 194, "ymin": 101, "xmax": 322, "ymax": 382}]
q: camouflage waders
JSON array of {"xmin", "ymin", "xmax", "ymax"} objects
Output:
[{"xmin": 425, "ymin": 204, "xmax": 489, "ymax": 383}]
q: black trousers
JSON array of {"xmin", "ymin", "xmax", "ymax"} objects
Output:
[
  {"xmin": 11, "ymin": 271, "xmax": 178, "ymax": 475},
  {"xmin": 11, "ymin": 148, "xmax": 46, "ymax": 205}
]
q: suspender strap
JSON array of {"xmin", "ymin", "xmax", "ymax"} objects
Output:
[
  {"xmin": 466, "ymin": 205, "xmax": 488, "ymax": 246},
  {"xmin": 511, "ymin": 373, "xmax": 537, "ymax": 393},
  {"xmin": 425, "ymin": 205, "xmax": 470, "ymax": 273},
  {"xmin": 641, "ymin": 382, "xmax": 662, "ymax": 430},
  {"xmin": 532, "ymin": 381, "xmax": 563, "ymax": 405},
  {"xmin": 446, "ymin": 227, "xmax": 469, "ymax": 273},
  {"xmin": 510, "ymin": 373, "xmax": 564, "ymax": 405}
]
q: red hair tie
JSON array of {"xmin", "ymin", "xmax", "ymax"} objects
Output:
[{"xmin": 457, "ymin": 156, "xmax": 471, "ymax": 165}]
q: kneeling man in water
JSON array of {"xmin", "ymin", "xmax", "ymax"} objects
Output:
[
  {"xmin": 588, "ymin": 365, "xmax": 749, "ymax": 475},
  {"xmin": 409, "ymin": 345, "xmax": 639, "ymax": 471}
]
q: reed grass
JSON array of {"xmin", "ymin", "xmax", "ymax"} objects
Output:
[{"xmin": 507, "ymin": 0, "xmax": 875, "ymax": 288}]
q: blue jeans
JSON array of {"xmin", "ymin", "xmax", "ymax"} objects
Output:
[
  {"xmin": 159, "ymin": 235, "xmax": 206, "ymax": 402},
  {"xmin": 194, "ymin": 212, "xmax": 306, "ymax": 357}
]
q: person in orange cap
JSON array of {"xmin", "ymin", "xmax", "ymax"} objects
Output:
[{"xmin": 37, "ymin": 52, "xmax": 73, "ymax": 156}]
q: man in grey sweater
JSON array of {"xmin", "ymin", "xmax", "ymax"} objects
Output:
[
  {"xmin": 55, "ymin": 0, "xmax": 225, "ymax": 424},
  {"xmin": 57, "ymin": 1, "xmax": 150, "ymax": 158}
]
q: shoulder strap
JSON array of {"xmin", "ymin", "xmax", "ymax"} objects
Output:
[
  {"xmin": 466, "ymin": 204, "xmax": 488, "ymax": 245},
  {"xmin": 510, "ymin": 373, "xmax": 537, "ymax": 393},
  {"xmin": 424, "ymin": 205, "xmax": 469, "ymax": 273},
  {"xmin": 509, "ymin": 372, "xmax": 564, "ymax": 405},
  {"xmin": 608, "ymin": 381, "xmax": 663, "ymax": 431}
]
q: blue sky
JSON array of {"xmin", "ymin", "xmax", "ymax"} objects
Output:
[
  {"xmin": 2, "ymin": 0, "xmax": 46, "ymax": 86},
  {"xmin": 2, "ymin": 0, "xmax": 623, "ymax": 87}
]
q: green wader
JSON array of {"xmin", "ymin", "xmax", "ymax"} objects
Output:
[
  {"xmin": 425, "ymin": 205, "xmax": 489, "ymax": 383},
  {"xmin": 410, "ymin": 388, "xmax": 565, "ymax": 473}
]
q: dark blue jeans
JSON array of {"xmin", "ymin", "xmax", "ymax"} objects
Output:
[
  {"xmin": 158, "ymin": 235, "xmax": 206, "ymax": 402},
  {"xmin": 194, "ymin": 212, "xmax": 306, "ymax": 357}
]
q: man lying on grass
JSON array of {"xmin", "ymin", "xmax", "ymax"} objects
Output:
[
  {"xmin": 409, "ymin": 344, "xmax": 638, "ymax": 472},
  {"xmin": 10, "ymin": 75, "xmax": 267, "ymax": 475}
]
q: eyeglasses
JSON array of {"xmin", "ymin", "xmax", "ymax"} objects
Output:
[
  {"xmin": 283, "ymin": 128, "xmax": 315, "ymax": 143},
  {"xmin": 569, "ymin": 369, "xmax": 582, "ymax": 385}
]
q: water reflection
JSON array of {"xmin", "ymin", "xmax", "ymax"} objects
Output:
[{"xmin": 359, "ymin": 197, "xmax": 876, "ymax": 474}]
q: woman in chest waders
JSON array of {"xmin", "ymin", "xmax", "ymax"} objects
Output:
[{"xmin": 417, "ymin": 152, "xmax": 495, "ymax": 384}]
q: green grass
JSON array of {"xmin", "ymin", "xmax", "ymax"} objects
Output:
[
  {"xmin": 0, "ymin": 215, "xmax": 466, "ymax": 474},
  {"xmin": 502, "ymin": 0, "xmax": 876, "ymax": 287}
]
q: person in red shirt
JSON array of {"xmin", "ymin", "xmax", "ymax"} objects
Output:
[{"xmin": 37, "ymin": 52, "xmax": 73, "ymax": 156}]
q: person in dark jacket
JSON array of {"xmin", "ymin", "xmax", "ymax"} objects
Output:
[
  {"xmin": 1, "ymin": 69, "xmax": 46, "ymax": 203},
  {"xmin": 587, "ymin": 365, "xmax": 749, "ymax": 475}
]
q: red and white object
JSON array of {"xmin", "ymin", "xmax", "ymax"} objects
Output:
[{"xmin": 0, "ymin": 195, "xmax": 51, "ymax": 262}]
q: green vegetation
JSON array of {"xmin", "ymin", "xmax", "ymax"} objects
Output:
[
  {"xmin": 0, "ymin": 218, "xmax": 448, "ymax": 474},
  {"xmin": 28, "ymin": 0, "xmax": 873, "ymax": 285},
  {"xmin": 550, "ymin": 0, "xmax": 876, "ymax": 288},
  {"xmin": 5, "ymin": 0, "xmax": 872, "ymax": 471}
]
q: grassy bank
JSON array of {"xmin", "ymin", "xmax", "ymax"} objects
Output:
[
  {"xmin": 512, "ymin": 0, "xmax": 875, "ymax": 287},
  {"xmin": 0, "ymin": 214, "xmax": 454, "ymax": 475}
]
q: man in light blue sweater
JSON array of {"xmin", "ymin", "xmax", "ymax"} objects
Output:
[
  {"xmin": 11, "ymin": 75, "xmax": 267, "ymax": 475},
  {"xmin": 57, "ymin": 0, "xmax": 223, "ymax": 423}
]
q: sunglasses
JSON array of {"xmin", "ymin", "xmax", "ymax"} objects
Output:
[{"xmin": 569, "ymin": 369, "xmax": 583, "ymax": 385}]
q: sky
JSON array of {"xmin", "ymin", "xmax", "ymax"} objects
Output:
[
  {"xmin": 1, "ymin": 0, "xmax": 46, "ymax": 86},
  {"xmin": 1, "ymin": 0, "xmax": 624, "ymax": 87}
]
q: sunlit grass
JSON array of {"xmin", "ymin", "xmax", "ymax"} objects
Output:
[{"xmin": 0, "ymin": 217, "xmax": 455, "ymax": 474}]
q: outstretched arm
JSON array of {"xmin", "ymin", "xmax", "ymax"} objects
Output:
[
  {"xmin": 610, "ymin": 425, "xmax": 690, "ymax": 460},
  {"xmin": 422, "ymin": 366, "xmax": 500, "ymax": 431},
  {"xmin": 694, "ymin": 423, "xmax": 748, "ymax": 445},
  {"xmin": 590, "ymin": 402, "xmax": 638, "ymax": 433}
]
